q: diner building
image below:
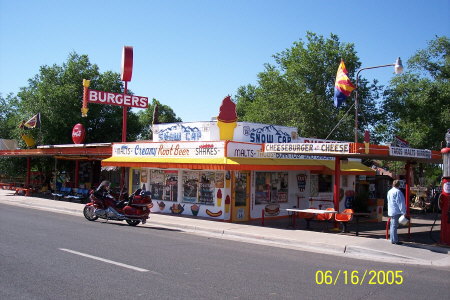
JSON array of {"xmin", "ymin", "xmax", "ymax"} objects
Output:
[{"xmin": 101, "ymin": 121, "xmax": 376, "ymax": 222}]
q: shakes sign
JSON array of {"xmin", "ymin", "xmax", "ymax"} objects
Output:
[{"xmin": 87, "ymin": 89, "xmax": 148, "ymax": 109}]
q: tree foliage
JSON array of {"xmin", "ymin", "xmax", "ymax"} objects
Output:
[
  {"xmin": 0, "ymin": 93, "xmax": 19, "ymax": 139},
  {"xmin": 11, "ymin": 53, "xmax": 142, "ymax": 146},
  {"xmin": 235, "ymin": 32, "xmax": 383, "ymax": 141},
  {"xmin": 380, "ymin": 36, "xmax": 450, "ymax": 150},
  {"xmin": 0, "ymin": 53, "xmax": 182, "ymax": 179}
]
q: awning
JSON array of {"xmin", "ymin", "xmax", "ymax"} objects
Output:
[
  {"xmin": 316, "ymin": 160, "xmax": 375, "ymax": 175},
  {"xmin": 101, "ymin": 156, "xmax": 372, "ymax": 173}
]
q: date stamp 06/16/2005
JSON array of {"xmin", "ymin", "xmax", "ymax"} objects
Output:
[{"xmin": 315, "ymin": 270, "xmax": 404, "ymax": 285}]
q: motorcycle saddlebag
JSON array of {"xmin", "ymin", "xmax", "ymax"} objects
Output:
[
  {"xmin": 131, "ymin": 195, "xmax": 152, "ymax": 207},
  {"xmin": 123, "ymin": 205, "xmax": 148, "ymax": 217}
]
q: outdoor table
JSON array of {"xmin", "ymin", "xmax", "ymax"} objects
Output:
[
  {"xmin": 352, "ymin": 212, "xmax": 371, "ymax": 236},
  {"xmin": 337, "ymin": 211, "xmax": 371, "ymax": 236},
  {"xmin": 285, "ymin": 208, "xmax": 337, "ymax": 229}
]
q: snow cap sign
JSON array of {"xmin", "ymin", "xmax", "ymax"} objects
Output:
[
  {"xmin": 121, "ymin": 46, "xmax": 133, "ymax": 82},
  {"xmin": 72, "ymin": 123, "xmax": 86, "ymax": 144}
]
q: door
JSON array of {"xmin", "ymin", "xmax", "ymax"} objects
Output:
[{"xmin": 231, "ymin": 171, "xmax": 250, "ymax": 222}]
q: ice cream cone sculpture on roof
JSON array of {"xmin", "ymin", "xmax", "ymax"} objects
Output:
[{"xmin": 217, "ymin": 96, "xmax": 237, "ymax": 140}]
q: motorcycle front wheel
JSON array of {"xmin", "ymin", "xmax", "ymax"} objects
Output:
[
  {"xmin": 126, "ymin": 220, "xmax": 140, "ymax": 226},
  {"xmin": 83, "ymin": 205, "xmax": 98, "ymax": 221}
]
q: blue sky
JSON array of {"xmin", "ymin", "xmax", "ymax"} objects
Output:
[{"xmin": 1, "ymin": 0, "xmax": 449, "ymax": 122}]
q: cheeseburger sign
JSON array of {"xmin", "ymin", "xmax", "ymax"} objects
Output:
[
  {"xmin": 264, "ymin": 142, "xmax": 350, "ymax": 154},
  {"xmin": 87, "ymin": 89, "xmax": 148, "ymax": 109}
]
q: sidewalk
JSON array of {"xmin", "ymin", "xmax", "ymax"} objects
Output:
[{"xmin": 1, "ymin": 189, "xmax": 449, "ymax": 267}]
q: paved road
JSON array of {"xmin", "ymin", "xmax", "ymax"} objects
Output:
[{"xmin": 1, "ymin": 204, "xmax": 448, "ymax": 300}]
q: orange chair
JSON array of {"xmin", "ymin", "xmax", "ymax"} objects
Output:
[
  {"xmin": 314, "ymin": 208, "xmax": 335, "ymax": 231},
  {"xmin": 335, "ymin": 209, "xmax": 354, "ymax": 233}
]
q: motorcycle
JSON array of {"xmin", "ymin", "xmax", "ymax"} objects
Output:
[{"xmin": 83, "ymin": 189, "xmax": 152, "ymax": 226}]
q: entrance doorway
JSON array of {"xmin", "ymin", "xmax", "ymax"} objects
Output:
[{"xmin": 231, "ymin": 171, "xmax": 250, "ymax": 222}]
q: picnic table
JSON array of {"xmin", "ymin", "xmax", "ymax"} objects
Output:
[{"xmin": 286, "ymin": 208, "xmax": 337, "ymax": 229}]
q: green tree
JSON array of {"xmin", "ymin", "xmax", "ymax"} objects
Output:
[
  {"xmin": 235, "ymin": 32, "xmax": 383, "ymax": 141},
  {"xmin": 136, "ymin": 98, "xmax": 182, "ymax": 140},
  {"xmin": 380, "ymin": 36, "xmax": 450, "ymax": 150},
  {"xmin": 12, "ymin": 52, "xmax": 141, "ymax": 146},
  {"xmin": 0, "ymin": 93, "xmax": 19, "ymax": 139}
]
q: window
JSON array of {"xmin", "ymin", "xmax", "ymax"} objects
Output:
[
  {"xmin": 131, "ymin": 168, "xmax": 141, "ymax": 193},
  {"xmin": 255, "ymin": 172, "xmax": 288, "ymax": 204},
  {"xmin": 163, "ymin": 172, "xmax": 178, "ymax": 202},
  {"xmin": 198, "ymin": 172, "xmax": 215, "ymax": 205},
  {"xmin": 182, "ymin": 171, "xmax": 199, "ymax": 203},
  {"xmin": 149, "ymin": 170, "xmax": 165, "ymax": 200},
  {"xmin": 310, "ymin": 174, "xmax": 319, "ymax": 196},
  {"xmin": 182, "ymin": 171, "xmax": 218, "ymax": 204},
  {"xmin": 318, "ymin": 174, "xmax": 333, "ymax": 193}
]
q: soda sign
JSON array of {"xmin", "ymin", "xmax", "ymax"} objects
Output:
[
  {"xmin": 87, "ymin": 89, "xmax": 148, "ymax": 108},
  {"xmin": 72, "ymin": 123, "xmax": 86, "ymax": 144}
]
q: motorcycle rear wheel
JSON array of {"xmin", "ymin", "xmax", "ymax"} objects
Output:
[
  {"xmin": 126, "ymin": 220, "xmax": 140, "ymax": 226},
  {"xmin": 83, "ymin": 205, "xmax": 98, "ymax": 221}
]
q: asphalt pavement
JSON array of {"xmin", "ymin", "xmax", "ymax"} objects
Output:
[{"xmin": 1, "ymin": 189, "xmax": 449, "ymax": 268}]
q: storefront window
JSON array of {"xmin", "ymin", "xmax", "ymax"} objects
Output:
[
  {"xmin": 163, "ymin": 172, "xmax": 178, "ymax": 202},
  {"xmin": 199, "ymin": 172, "xmax": 215, "ymax": 204},
  {"xmin": 150, "ymin": 170, "xmax": 165, "ymax": 200},
  {"xmin": 131, "ymin": 168, "xmax": 141, "ymax": 193},
  {"xmin": 235, "ymin": 172, "xmax": 248, "ymax": 206},
  {"xmin": 181, "ymin": 171, "xmax": 218, "ymax": 204},
  {"xmin": 255, "ymin": 172, "xmax": 288, "ymax": 204},
  {"xmin": 318, "ymin": 174, "xmax": 332, "ymax": 193},
  {"xmin": 182, "ymin": 171, "xmax": 199, "ymax": 203}
]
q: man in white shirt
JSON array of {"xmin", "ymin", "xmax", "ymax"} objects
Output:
[{"xmin": 387, "ymin": 180, "xmax": 407, "ymax": 245}]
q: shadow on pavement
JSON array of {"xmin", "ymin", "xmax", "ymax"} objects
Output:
[{"xmin": 244, "ymin": 210, "xmax": 444, "ymax": 247}]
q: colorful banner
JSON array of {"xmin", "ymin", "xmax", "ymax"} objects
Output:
[{"xmin": 333, "ymin": 60, "xmax": 355, "ymax": 107}]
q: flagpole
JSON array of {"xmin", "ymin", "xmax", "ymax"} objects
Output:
[{"xmin": 353, "ymin": 58, "xmax": 403, "ymax": 144}]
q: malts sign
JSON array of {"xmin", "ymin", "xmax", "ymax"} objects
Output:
[{"xmin": 87, "ymin": 89, "xmax": 148, "ymax": 109}]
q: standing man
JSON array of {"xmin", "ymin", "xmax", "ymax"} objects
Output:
[{"xmin": 387, "ymin": 179, "xmax": 407, "ymax": 245}]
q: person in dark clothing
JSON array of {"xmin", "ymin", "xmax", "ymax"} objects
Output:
[
  {"xmin": 94, "ymin": 180, "xmax": 112, "ymax": 200},
  {"xmin": 93, "ymin": 180, "xmax": 124, "ymax": 216}
]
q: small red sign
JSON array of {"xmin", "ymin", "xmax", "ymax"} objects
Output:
[
  {"xmin": 72, "ymin": 123, "xmax": 86, "ymax": 144},
  {"xmin": 121, "ymin": 46, "xmax": 133, "ymax": 82}
]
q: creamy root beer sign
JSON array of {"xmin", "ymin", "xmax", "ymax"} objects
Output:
[{"xmin": 112, "ymin": 142, "xmax": 225, "ymax": 158}]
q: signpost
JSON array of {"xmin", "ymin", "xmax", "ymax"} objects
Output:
[{"xmin": 81, "ymin": 46, "xmax": 145, "ymax": 196}]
